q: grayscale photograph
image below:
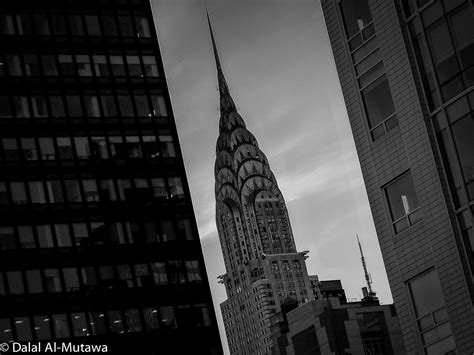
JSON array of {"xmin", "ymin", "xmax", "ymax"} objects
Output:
[{"xmin": 0, "ymin": 0, "xmax": 473, "ymax": 354}]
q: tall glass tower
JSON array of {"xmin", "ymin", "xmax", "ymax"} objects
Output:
[
  {"xmin": 208, "ymin": 16, "xmax": 315, "ymax": 355},
  {"xmin": 0, "ymin": 0, "xmax": 222, "ymax": 353},
  {"xmin": 322, "ymin": 0, "xmax": 474, "ymax": 353}
]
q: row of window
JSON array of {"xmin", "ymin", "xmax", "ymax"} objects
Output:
[
  {"xmin": 1, "ymin": 53, "xmax": 159, "ymax": 78},
  {"xmin": 0, "ymin": 12, "xmax": 151, "ymax": 38},
  {"xmin": 408, "ymin": 0, "xmax": 474, "ymax": 109},
  {"xmin": 0, "ymin": 218, "xmax": 194, "ymax": 251},
  {"xmin": 0, "ymin": 260, "xmax": 202, "ymax": 296},
  {"xmin": 0, "ymin": 94, "xmax": 167, "ymax": 119},
  {"xmin": 0, "ymin": 303, "xmax": 211, "ymax": 343},
  {"xmin": 0, "ymin": 134, "xmax": 176, "ymax": 162},
  {"xmin": 0, "ymin": 177, "xmax": 185, "ymax": 206}
]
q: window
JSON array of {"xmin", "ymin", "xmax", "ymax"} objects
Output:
[
  {"xmin": 99, "ymin": 179, "xmax": 117, "ymax": 201},
  {"xmin": 168, "ymin": 261, "xmax": 186, "ymax": 284},
  {"xmin": 46, "ymin": 180, "xmax": 64, "ymax": 203},
  {"xmin": 49, "ymin": 96, "xmax": 65, "ymax": 117},
  {"xmin": 69, "ymin": 15, "xmax": 84, "ymax": 36},
  {"xmin": 151, "ymin": 262, "xmax": 167, "ymax": 285},
  {"xmin": 151, "ymin": 178, "xmax": 167, "ymax": 198},
  {"xmin": 185, "ymin": 261, "xmax": 202, "ymax": 283},
  {"xmin": 126, "ymin": 55, "xmax": 142, "ymax": 76},
  {"xmin": 108, "ymin": 310, "xmax": 124, "ymax": 334},
  {"xmin": 66, "ymin": 96, "xmax": 83, "ymax": 117},
  {"xmin": 168, "ymin": 177, "xmax": 184, "ymax": 198},
  {"xmin": 21, "ymin": 138, "xmax": 38, "ymax": 160},
  {"xmin": 18, "ymin": 226, "xmax": 35, "ymax": 248},
  {"xmin": 76, "ymin": 55, "xmax": 92, "ymax": 76},
  {"xmin": 143, "ymin": 56, "xmax": 158, "ymax": 77},
  {"xmin": 73, "ymin": 223, "xmax": 88, "ymax": 246},
  {"xmin": 3, "ymin": 138, "xmax": 19, "ymax": 160},
  {"xmin": 134, "ymin": 264, "xmax": 151, "ymax": 287},
  {"xmin": 57, "ymin": 137, "xmax": 73, "ymax": 159},
  {"xmin": 136, "ymin": 16, "xmax": 151, "ymax": 37},
  {"xmin": 33, "ymin": 316, "xmax": 51, "ymax": 340},
  {"xmin": 31, "ymin": 96, "xmax": 48, "ymax": 117},
  {"xmin": 177, "ymin": 219, "xmax": 193, "ymax": 240},
  {"xmin": 159, "ymin": 135, "xmax": 176, "ymax": 157},
  {"xmin": 10, "ymin": 182, "xmax": 27, "ymax": 204},
  {"xmin": 340, "ymin": 0, "xmax": 372, "ymax": 38},
  {"xmin": 15, "ymin": 317, "xmax": 32, "ymax": 341},
  {"xmin": 7, "ymin": 271, "xmax": 24, "ymax": 294},
  {"xmin": 37, "ymin": 225, "xmax": 54, "ymax": 248},
  {"xmin": 71, "ymin": 313, "xmax": 88, "ymax": 337},
  {"xmin": 13, "ymin": 96, "xmax": 30, "ymax": 118},
  {"xmin": 0, "ymin": 227, "xmax": 16, "ymax": 250},
  {"xmin": 385, "ymin": 172, "xmax": 421, "ymax": 233},
  {"xmin": 118, "ymin": 95, "xmax": 134, "ymax": 116},
  {"xmin": 54, "ymin": 224, "xmax": 72, "ymax": 247},
  {"xmin": 26, "ymin": 270, "xmax": 43, "ymax": 293},
  {"xmin": 0, "ymin": 96, "xmax": 12, "ymax": 118},
  {"xmin": 45, "ymin": 269, "xmax": 62, "ymax": 292},
  {"xmin": 6, "ymin": 55, "xmax": 22, "ymax": 76},
  {"xmin": 101, "ymin": 95, "xmax": 116, "ymax": 116},
  {"xmin": 58, "ymin": 55, "xmax": 75, "ymax": 76},
  {"xmin": 160, "ymin": 306, "xmax": 176, "ymax": 329},
  {"xmin": 134, "ymin": 95, "xmax": 151, "ymax": 116},
  {"xmin": 0, "ymin": 14, "xmax": 15, "ymax": 35},
  {"xmin": 53, "ymin": 314, "xmax": 69, "ymax": 338},
  {"xmin": 110, "ymin": 56, "xmax": 126, "ymax": 77},
  {"xmin": 84, "ymin": 96, "xmax": 100, "ymax": 117},
  {"xmin": 93, "ymin": 55, "xmax": 109, "ymax": 76},
  {"xmin": 63, "ymin": 268, "xmax": 80, "ymax": 291},
  {"xmin": 39, "ymin": 138, "xmax": 55, "ymax": 160},
  {"xmin": 117, "ymin": 265, "xmax": 133, "ymax": 288},
  {"xmin": 41, "ymin": 55, "xmax": 58, "ymax": 76},
  {"xmin": 51, "ymin": 14, "xmax": 67, "ymax": 36},
  {"xmin": 85, "ymin": 15, "xmax": 101, "ymax": 36},
  {"xmin": 24, "ymin": 55, "xmax": 40, "ymax": 76},
  {"xmin": 118, "ymin": 16, "xmax": 134, "ymax": 37},
  {"xmin": 361, "ymin": 75, "xmax": 397, "ymax": 140},
  {"xmin": 102, "ymin": 16, "xmax": 118, "ymax": 37},
  {"xmin": 143, "ymin": 308, "xmax": 160, "ymax": 329},
  {"xmin": 409, "ymin": 269, "xmax": 456, "ymax": 353},
  {"xmin": 160, "ymin": 220, "xmax": 176, "ymax": 241},
  {"xmin": 91, "ymin": 137, "xmax": 109, "ymax": 159},
  {"xmin": 83, "ymin": 179, "xmax": 99, "ymax": 202},
  {"xmin": 151, "ymin": 95, "xmax": 167, "ymax": 117},
  {"xmin": 74, "ymin": 137, "xmax": 90, "ymax": 159}
]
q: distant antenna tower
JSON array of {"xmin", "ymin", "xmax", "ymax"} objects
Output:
[{"xmin": 357, "ymin": 234, "xmax": 376, "ymax": 298}]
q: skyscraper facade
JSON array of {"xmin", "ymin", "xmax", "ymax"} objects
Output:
[
  {"xmin": 321, "ymin": 0, "xmax": 474, "ymax": 353},
  {"xmin": 0, "ymin": 0, "xmax": 222, "ymax": 353},
  {"xmin": 208, "ymin": 18, "xmax": 315, "ymax": 355}
]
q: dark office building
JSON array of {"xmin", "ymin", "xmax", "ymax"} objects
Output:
[
  {"xmin": 322, "ymin": 0, "xmax": 474, "ymax": 353},
  {"xmin": 0, "ymin": 0, "xmax": 222, "ymax": 354}
]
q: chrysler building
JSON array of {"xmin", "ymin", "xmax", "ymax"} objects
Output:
[{"xmin": 208, "ymin": 15, "xmax": 316, "ymax": 355}]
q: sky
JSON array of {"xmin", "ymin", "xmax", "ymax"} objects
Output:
[{"xmin": 151, "ymin": 0, "xmax": 393, "ymax": 351}]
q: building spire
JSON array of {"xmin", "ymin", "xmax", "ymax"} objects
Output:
[
  {"xmin": 206, "ymin": 10, "xmax": 237, "ymax": 116},
  {"xmin": 357, "ymin": 234, "xmax": 376, "ymax": 298}
]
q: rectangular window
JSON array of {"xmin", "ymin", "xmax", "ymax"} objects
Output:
[
  {"xmin": 151, "ymin": 95, "xmax": 167, "ymax": 117},
  {"xmin": 58, "ymin": 55, "xmax": 75, "ymax": 76},
  {"xmin": 14, "ymin": 317, "xmax": 32, "ymax": 341},
  {"xmin": 84, "ymin": 95, "xmax": 100, "ymax": 117},
  {"xmin": 46, "ymin": 180, "xmax": 64, "ymax": 203},
  {"xmin": 39, "ymin": 138, "xmax": 56, "ymax": 160},
  {"xmin": 76, "ymin": 55, "xmax": 92, "ymax": 76},
  {"xmin": 49, "ymin": 96, "xmax": 65, "ymax": 117},
  {"xmin": 0, "ymin": 14, "xmax": 15, "ymax": 34},
  {"xmin": 74, "ymin": 137, "xmax": 90, "ymax": 159},
  {"xmin": 24, "ymin": 55, "xmax": 40, "ymax": 76},
  {"xmin": 102, "ymin": 16, "xmax": 118, "ymax": 37},
  {"xmin": 126, "ymin": 55, "xmax": 142, "ymax": 76},
  {"xmin": 54, "ymin": 224, "xmax": 72, "ymax": 247},
  {"xmin": 83, "ymin": 179, "xmax": 99, "ymax": 202},
  {"xmin": 65, "ymin": 180, "xmax": 82, "ymax": 202},
  {"xmin": 118, "ymin": 16, "xmax": 134, "ymax": 37},
  {"xmin": 52, "ymin": 314, "xmax": 69, "ymax": 338},
  {"xmin": 136, "ymin": 16, "xmax": 151, "ymax": 37},
  {"xmin": 110, "ymin": 56, "xmax": 126, "ymax": 77},
  {"xmin": 409, "ymin": 269, "xmax": 456, "ymax": 352},
  {"xmin": 10, "ymin": 182, "xmax": 27, "ymax": 204},
  {"xmin": 101, "ymin": 95, "xmax": 116, "ymax": 116},
  {"xmin": 91, "ymin": 137, "xmax": 109, "ymax": 159},
  {"xmin": 2, "ymin": 138, "xmax": 19, "ymax": 160},
  {"xmin": 41, "ymin": 55, "xmax": 58, "ymax": 76},
  {"xmin": 45, "ymin": 269, "xmax": 62, "ymax": 292},
  {"xmin": 385, "ymin": 172, "xmax": 421, "ymax": 234},
  {"xmin": 31, "ymin": 96, "xmax": 48, "ymax": 118},
  {"xmin": 143, "ymin": 56, "xmax": 159, "ymax": 77},
  {"xmin": 0, "ymin": 96, "xmax": 12, "ymax": 118},
  {"xmin": 57, "ymin": 137, "xmax": 73, "ymax": 159},
  {"xmin": 34, "ymin": 316, "xmax": 51, "ymax": 340},
  {"xmin": 26, "ymin": 270, "xmax": 43, "ymax": 293},
  {"xmin": 361, "ymin": 75, "xmax": 397, "ymax": 140},
  {"xmin": 93, "ymin": 55, "xmax": 109, "ymax": 76},
  {"xmin": 85, "ymin": 15, "xmax": 101, "ymax": 36},
  {"xmin": 71, "ymin": 313, "xmax": 88, "ymax": 337},
  {"xmin": 73, "ymin": 223, "xmax": 88, "ymax": 246},
  {"xmin": 18, "ymin": 226, "xmax": 35, "ymax": 248},
  {"xmin": 340, "ymin": 0, "xmax": 372, "ymax": 38},
  {"xmin": 7, "ymin": 271, "xmax": 24, "ymax": 294},
  {"xmin": 159, "ymin": 135, "xmax": 176, "ymax": 157},
  {"xmin": 68, "ymin": 15, "xmax": 84, "ymax": 36},
  {"xmin": 6, "ymin": 54, "xmax": 22, "ymax": 76},
  {"xmin": 168, "ymin": 177, "xmax": 184, "ymax": 198},
  {"xmin": 13, "ymin": 96, "xmax": 30, "ymax": 118},
  {"xmin": 99, "ymin": 179, "xmax": 117, "ymax": 201},
  {"xmin": 37, "ymin": 225, "xmax": 54, "ymax": 248},
  {"xmin": 0, "ymin": 226, "xmax": 16, "ymax": 250},
  {"xmin": 63, "ymin": 268, "xmax": 80, "ymax": 291}
]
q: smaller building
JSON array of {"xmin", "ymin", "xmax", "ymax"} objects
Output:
[
  {"xmin": 309, "ymin": 277, "xmax": 347, "ymax": 304},
  {"xmin": 270, "ymin": 292, "xmax": 406, "ymax": 355}
]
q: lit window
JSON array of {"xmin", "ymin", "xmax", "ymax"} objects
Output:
[
  {"xmin": 385, "ymin": 172, "xmax": 421, "ymax": 233},
  {"xmin": 52, "ymin": 314, "xmax": 69, "ymax": 338}
]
